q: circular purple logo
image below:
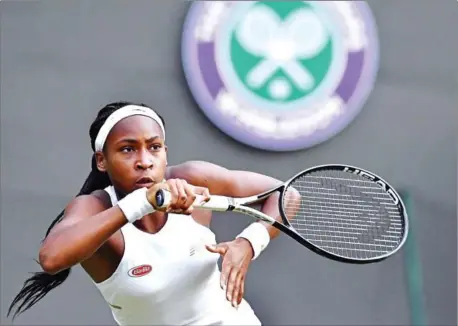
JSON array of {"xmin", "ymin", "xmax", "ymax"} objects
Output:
[{"xmin": 181, "ymin": 1, "xmax": 379, "ymax": 151}]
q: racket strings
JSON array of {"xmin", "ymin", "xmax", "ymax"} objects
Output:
[{"xmin": 282, "ymin": 169, "xmax": 405, "ymax": 260}]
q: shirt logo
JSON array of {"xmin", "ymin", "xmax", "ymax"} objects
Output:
[{"xmin": 128, "ymin": 264, "xmax": 152, "ymax": 277}]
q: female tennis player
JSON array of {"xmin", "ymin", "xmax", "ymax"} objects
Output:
[{"xmin": 7, "ymin": 101, "xmax": 285, "ymax": 325}]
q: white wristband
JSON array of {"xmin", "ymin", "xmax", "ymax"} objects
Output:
[
  {"xmin": 236, "ymin": 223, "xmax": 270, "ymax": 260},
  {"xmin": 117, "ymin": 188, "xmax": 155, "ymax": 223}
]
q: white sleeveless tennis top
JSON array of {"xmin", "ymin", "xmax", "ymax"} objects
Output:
[{"xmin": 92, "ymin": 186, "xmax": 262, "ymax": 326}]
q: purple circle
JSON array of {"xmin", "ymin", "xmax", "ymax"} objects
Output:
[{"xmin": 181, "ymin": 2, "xmax": 380, "ymax": 151}]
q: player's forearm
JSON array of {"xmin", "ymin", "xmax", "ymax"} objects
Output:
[
  {"xmin": 259, "ymin": 192, "xmax": 282, "ymax": 240},
  {"xmin": 260, "ymin": 186, "xmax": 301, "ymax": 239}
]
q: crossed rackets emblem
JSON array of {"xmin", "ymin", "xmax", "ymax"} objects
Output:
[{"xmin": 236, "ymin": 5, "xmax": 329, "ymax": 92}]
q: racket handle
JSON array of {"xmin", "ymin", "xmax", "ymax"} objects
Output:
[{"xmin": 154, "ymin": 189, "xmax": 233, "ymax": 211}]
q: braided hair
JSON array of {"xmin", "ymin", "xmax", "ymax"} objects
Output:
[{"xmin": 7, "ymin": 101, "xmax": 166, "ymax": 320}]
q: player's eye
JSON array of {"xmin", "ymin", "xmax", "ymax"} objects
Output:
[{"xmin": 150, "ymin": 144, "xmax": 162, "ymax": 151}]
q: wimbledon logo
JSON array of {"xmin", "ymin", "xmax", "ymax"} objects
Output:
[{"xmin": 181, "ymin": 1, "xmax": 379, "ymax": 151}]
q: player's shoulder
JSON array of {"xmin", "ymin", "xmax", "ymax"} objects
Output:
[
  {"xmin": 91, "ymin": 189, "xmax": 113, "ymax": 207},
  {"xmin": 65, "ymin": 189, "xmax": 112, "ymax": 212}
]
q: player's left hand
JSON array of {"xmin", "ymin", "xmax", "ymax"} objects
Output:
[{"xmin": 205, "ymin": 238, "xmax": 254, "ymax": 308}]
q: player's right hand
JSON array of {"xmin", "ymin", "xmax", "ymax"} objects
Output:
[{"xmin": 147, "ymin": 179, "xmax": 210, "ymax": 215}]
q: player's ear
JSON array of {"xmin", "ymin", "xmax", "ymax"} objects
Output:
[{"xmin": 95, "ymin": 151, "xmax": 107, "ymax": 172}]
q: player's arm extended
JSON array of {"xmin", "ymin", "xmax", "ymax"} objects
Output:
[{"xmin": 168, "ymin": 160, "xmax": 288, "ymax": 240}]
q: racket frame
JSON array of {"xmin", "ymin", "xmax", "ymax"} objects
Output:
[{"xmin": 276, "ymin": 164, "xmax": 409, "ymax": 264}]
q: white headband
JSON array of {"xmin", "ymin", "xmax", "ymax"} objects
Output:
[{"xmin": 94, "ymin": 105, "xmax": 165, "ymax": 152}]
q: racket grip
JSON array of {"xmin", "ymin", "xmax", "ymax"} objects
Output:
[
  {"xmin": 154, "ymin": 189, "xmax": 232, "ymax": 211},
  {"xmin": 154, "ymin": 189, "xmax": 206, "ymax": 208}
]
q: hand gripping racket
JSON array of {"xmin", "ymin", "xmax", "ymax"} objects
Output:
[{"xmin": 153, "ymin": 164, "xmax": 409, "ymax": 264}]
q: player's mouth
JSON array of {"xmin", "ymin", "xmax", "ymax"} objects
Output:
[{"xmin": 135, "ymin": 177, "xmax": 155, "ymax": 188}]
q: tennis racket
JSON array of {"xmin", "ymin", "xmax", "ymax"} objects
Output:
[{"xmin": 153, "ymin": 164, "xmax": 409, "ymax": 264}]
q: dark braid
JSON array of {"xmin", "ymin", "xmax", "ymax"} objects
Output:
[{"xmin": 7, "ymin": 101, "xmax": 165, "ymax": 320}]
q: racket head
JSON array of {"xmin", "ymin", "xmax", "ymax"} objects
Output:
[{"xmin": 278, "ymin": 164, "xmax": 409, "ymax": 264}]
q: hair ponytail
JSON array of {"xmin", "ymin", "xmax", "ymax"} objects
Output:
[{"xmin": 7, "ymin": 155, "xmax": 111, "ymax": 319}]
